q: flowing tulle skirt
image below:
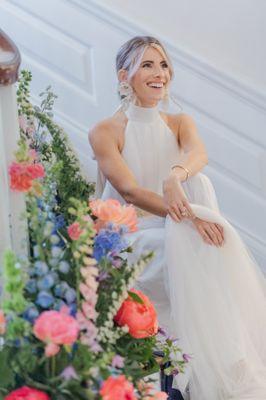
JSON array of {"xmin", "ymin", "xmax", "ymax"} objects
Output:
[{"xmin": 125, "ymin": 173, "xmax": 266, "ymax": 400}]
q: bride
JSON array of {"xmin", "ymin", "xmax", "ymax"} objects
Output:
[{"xmin": 89, "ymin": 35, "xmax": 266, "ymax": 400}]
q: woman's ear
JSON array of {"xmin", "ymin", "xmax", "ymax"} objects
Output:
[{"xmin": 118, "ymin": 68, "xmax": 128, "ymax": 82}]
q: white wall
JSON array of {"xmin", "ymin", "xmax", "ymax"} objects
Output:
[
  {"xmin": 0, "ymin": 0, "xmax": 265, "ymax": 271},
  {"xmin": 97, "ymin": 0, "xmax": 266, "ymax": 93}
]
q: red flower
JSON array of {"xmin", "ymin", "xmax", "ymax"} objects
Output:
[
  {"xmin": 100, "ymin": 375, "xmax": 137, "ymax": 400},
  {"xmin": 5, "ymin": 386, "xmax": 50, "ymax": 400},
  {"xmin": 9, "ymin": 162, "xmax": 45, "ymax": 192},
  {"xmin": 0, "ymin": 310, "xmax": 6, "ymax": 335},
  {"xmin": 114, "ymin": 289, "xmax": 158, "ymax": 339},
  {"xmin": 9, "ymin": 162, "xmax": 33, "ymax": 191},
  {"xmin": 26, "ymin": 163, "xmax": 45, "ymax": 179},
  {"xmin": 67, "ymin": 222, "xmax": 83, "ymax": 240}
]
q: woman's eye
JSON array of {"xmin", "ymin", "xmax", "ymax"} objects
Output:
[{"xmin": 142, "ymin": 63, "xmax": 168, "ymax": 68}]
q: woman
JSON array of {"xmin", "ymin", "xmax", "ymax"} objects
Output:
[{"xmin": 89, "ymin": 36, "xmax": 266, "ymax": 400}]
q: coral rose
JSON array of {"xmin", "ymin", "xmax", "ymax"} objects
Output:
[
  {"xmin": 33, "ymin": 308, "xmax": 79, "ymax": 357},
  {"xmin": 9, "ymin": 162, "xmax": 33, "ymax": 191},
  {"xmin": 26, "ymin": 163, "xmax": 45, "ymax": 179},
  {"xmin": 100, "ymin": 375, "xmax": 137, "ymax": 400},
  {"xmin": 89, "ymin": 199, "xmax": 137, "ymax": 232},
  {"xmin": 4, "ymin": 386, "xmax": 50, "ymax": 400},
  {"xmin": 9, "ymin": 162, "xmax": 45, "ymax": 192},
  {"xmin": 0, "ymin": 310, "xmax": 6, "ymax": 335},
  {"xmin": 114, "ymin": 289, "xmax": 158, "ymax": 339}
]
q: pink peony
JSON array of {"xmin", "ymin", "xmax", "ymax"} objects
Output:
[
  {"xmin": 33, "ymin": 308, "xmax": 79, "ymax": 357},
  {"xmin": 89, "ymin": 199, "xmax": 137, "ymax": 232},
  {"xmin": 67, "ymin": 222, "xmax": 83, "ymax": 240},
  {"xmin": 100, "ymin": 375, "xmax": 137, "ymax": 400},
  {"xmin": 114, "ymin": 289, "xmax": 158, "ymax": 339},
  {"xmin": 0, "ymin": 310, "xmax": 6, "ymax": 335},
  {"xmin": 4, "ymin": 386, "xmax": 50, "ymax": 400}
]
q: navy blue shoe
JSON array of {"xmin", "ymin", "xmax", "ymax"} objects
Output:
[{"xmin": 157, "ymin": 357, "xmax": 184, "ymax": 400}]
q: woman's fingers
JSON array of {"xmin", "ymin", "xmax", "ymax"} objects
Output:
[
  {"xmin": 211, "ymin": 224, "xmax": 224, "ymax": 246},
  {"xmin": 182, "ymin": 200, "xmax": 196, "ymax": 219},
  {"xmin": 168, "ymin": 209, "xmax": 181, "ymax": 222},
  {"xmin": 205, "ymin": 225, "xmax": 220, "ymax": 246},
  {"xmin": 197, "ymin": 225, "xmax": 213, "ymax": 245},
  {"xmin": 215, "ymin": 223, "xmax": 224, "ymax": 242}
]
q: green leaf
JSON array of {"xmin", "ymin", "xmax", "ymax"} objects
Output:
[
  {"xmin": 0, "ymin": 348, "xmax": 15, "ymax": 388},
  {"xmin": 128, "ymin": 291, "xmax": 144, "ymax": 304}
]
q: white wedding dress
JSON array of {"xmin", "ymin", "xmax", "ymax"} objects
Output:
[{"xmin": 96, "ymin": 102, "xmax": 266, "ymax": 400}]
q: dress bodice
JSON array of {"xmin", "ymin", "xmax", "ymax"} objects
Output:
[{"xmin": 99, "ymin": 102, "xmax": 182, "ymax": 203}]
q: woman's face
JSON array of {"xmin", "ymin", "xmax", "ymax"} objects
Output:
[{"xmin": 130, "ymin": 46, "xmax": 171, "ymax": 107}]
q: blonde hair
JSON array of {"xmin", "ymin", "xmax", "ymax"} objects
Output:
[{"xmin": 116, "ymin": 36, "xmax": 174, "ymax": 87}]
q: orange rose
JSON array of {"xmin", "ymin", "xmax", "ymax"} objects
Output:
[
  {"xmin": 114, "ymin": 289, "xmax": 158, "ymax": 339},
  {"xmin": 89, "ymin": 199, "xmax": 137, "ymax": 232},
  {"xmin": 100, "ymin": 375, "xmax": 137, "ymax": 400}
]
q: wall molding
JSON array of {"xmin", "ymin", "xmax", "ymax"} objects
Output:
[{"xmin": 68, "ymin": 0, "xmax": 266, "ymax": 112}]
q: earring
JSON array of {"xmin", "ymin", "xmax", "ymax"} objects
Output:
[
  {"xmin": 118, "ymin": 81, "xmax": 134, "ymax": 111},
  {"xmin": 161, "ymin": 85, "xmax": 170, "ymax": 111}
]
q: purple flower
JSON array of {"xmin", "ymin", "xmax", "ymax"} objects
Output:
[
  {"xmin": 111, "ymin": 355, "xmax": 124, "ymax": 368},
  {"xmin": 97, "ymin": 271, "xmax": 110, "ymax": 281},
  {"xmin": 60, "ymin": 365, "xmax": 79, "ymax": 381},
  {"xmin": 158, "ymin": 326, "xmax": 167, "ymax": 336},
  {"xmin": 172, "ymin": 367, "xmax": 179, "ymax": 376},
  {"xmin": 183, "ymin": 353, "xmax": 192, "ymax": 363}
]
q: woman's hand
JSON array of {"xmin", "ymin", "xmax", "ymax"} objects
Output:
[
  {"xmin": 193, "ymin": 217, "xmax": 224, "ymax": 247},
  {"xmin": 162, "ymin": 176, "xmax": 196, "ymax": 222}
]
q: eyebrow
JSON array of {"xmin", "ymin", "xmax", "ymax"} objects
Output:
[{"xmin": 141, "ymin": 60, "xmax": 167, "ymax": 64}]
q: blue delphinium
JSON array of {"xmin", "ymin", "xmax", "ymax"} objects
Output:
[
  {"xmin": 36, "ymin": 290, "xmax": 54, "ymax": 308},
  {"xmin": 58, "ymin": 261, "xmax": 70, "ymax": 274},
  {"xmin": 34, "ymin": 261, "xmax": 49, "ymax": 276},
  {"xmin": 23, "ymin": 306, "xmax": 39, "ymax": 323},
  {"xmin": 93, "ymin": 227, "xmax": 128, "ymax": 262},
  {"xmin": 37, "ymin": 273, "xmax": 55, "ymax": 290}
]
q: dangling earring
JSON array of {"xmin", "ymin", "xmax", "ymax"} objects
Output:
[
  {"xmin": 162, "ymin": 85, "xmax": 170, "ymax": 111},
  {"xmin": 118, "ymin": 81, "xmax": 134, "ymax": 111}
]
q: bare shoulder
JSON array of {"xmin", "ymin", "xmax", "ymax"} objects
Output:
[
  {"xmin": 164, "ymin": 112, "xmax": 195, "ymax": 125},
  {"xmin": 88, "ymin": 111, "xmax": 126, "ymax": 151}
]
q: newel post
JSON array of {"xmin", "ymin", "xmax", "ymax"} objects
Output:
[{"xmin": 0, "ymin": 29, "xmax": 27, "ymax": 264}]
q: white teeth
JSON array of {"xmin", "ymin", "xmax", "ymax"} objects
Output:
[{"xmin": 147, "ymin": 83, "xmax": 164, "ymax": 88}]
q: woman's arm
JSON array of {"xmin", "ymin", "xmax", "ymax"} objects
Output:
[
  {"xmin": 168, "ymin": 113, "xmax": 208, "ymax": 181},
  {"xmin": 162, "ymin": 113, "xmax": 207, "ymax": 221},
  {"xmin": 89, "ymin": 121, "xmax": 168, "ymax": 217}
]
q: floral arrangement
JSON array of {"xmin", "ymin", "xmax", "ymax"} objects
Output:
[{"xmin": 0, "ymin": 71, "xmax": 190, "ymax": 400}]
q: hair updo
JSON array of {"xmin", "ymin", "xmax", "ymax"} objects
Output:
[{"xmin": 116, "ymin": 35, "xmax": 174, "ymax": 83}]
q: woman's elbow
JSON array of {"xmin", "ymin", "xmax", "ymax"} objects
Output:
[{"xmin": 122, "ymin": 186, "xmax": 138, "ymax": 204}]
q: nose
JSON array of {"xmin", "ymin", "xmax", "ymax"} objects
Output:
[{"xmin": 152, "ymin": 65, "xmax": 164, "ymax": 78}]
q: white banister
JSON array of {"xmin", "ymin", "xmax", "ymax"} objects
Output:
[{"xmin": 0, "ymin": 29, "xmax": 27, "ymax": 265}]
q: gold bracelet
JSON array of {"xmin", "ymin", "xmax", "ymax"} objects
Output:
[{"xmin": 171, "ymin": 164, "xmax": 190, "ymax": 181}]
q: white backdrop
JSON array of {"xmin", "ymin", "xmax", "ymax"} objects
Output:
[{"xmin": 0, "ymin": 0, "xmax": 265, "ymax": 271}]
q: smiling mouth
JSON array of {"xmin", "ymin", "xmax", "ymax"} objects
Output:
[{"xmin": 147, "ymin": 83, "xmax": 165, "ymax": 89}]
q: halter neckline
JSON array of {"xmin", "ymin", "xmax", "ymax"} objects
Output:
[{"xmin": 125, "ymin": 102, "xmax": 160, "ymax": 123}]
